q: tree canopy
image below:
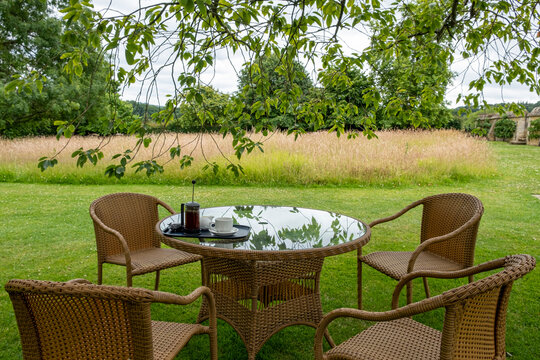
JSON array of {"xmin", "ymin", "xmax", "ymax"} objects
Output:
[
  {"xmin": 0, "ymin": 0, "xmax": 125, "ymax": 138},
  {"xmin": 237, "ymin": 54, "xmax": 314, "ymax": 130},
  {"xmin": 6, "ymin": 0, "xmax": 539, "ymax": 177}
]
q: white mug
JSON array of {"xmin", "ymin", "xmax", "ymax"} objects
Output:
[
  {"xmin": 213, "ymin": 217, "xmax": 233, "ymax": 233},
  {"xmin": 200, "ymin": 216, "xmax": 214, "ymax": 230}
]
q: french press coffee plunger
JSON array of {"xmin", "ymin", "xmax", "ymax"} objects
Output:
[{"xmin": 181, "ymin": 180, "xmax": 200, "ymax": 233}]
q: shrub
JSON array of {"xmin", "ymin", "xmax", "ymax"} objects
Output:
[
  {"xmin": 444, "ymin": 116, "xmax": 462, "ymax": 130},
  {"xmin": 470, "ymin": 118, "xmax": 491, "ymax": 137},
  {"xmin": 493, "ymin": 117, "xmax": 516, "ymax": 140},
  {"xmin": 528, "ymin": 119, "xmax": 540, "ymax": 140}
]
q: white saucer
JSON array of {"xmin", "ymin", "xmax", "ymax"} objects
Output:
[{"xmin": 209, "ymin": 227, "xmax": 238, "ymax": 236}]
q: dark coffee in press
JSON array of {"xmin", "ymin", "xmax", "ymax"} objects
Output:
[
  {"xmin": 181, "ymin": 180, "xmax": 200, "ymax": 233},
  {"xmin": 184, "ymin": 204, "xmax": 200, "ymax": 233}
]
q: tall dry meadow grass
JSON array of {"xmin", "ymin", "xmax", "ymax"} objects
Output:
[{"xmin": 0, "ymin": 130, "xmax": 495, "ymax": 185}]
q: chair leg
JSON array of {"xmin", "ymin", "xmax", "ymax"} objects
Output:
[
  {"xmin": 423, "ymin": 277, "xmax": 431, "ymax": 298},
  {"xmin": 406, "ymin": 281, "xmax": 413, "ymax": 304},
  {"xmin": 357, "ymin": 249, "xmax": 363, "ymax": 309},
  {"xmin": 324, "ymin": 329, "xmax": 336, "ymax": 348},
  {"xmin": 154, "ymin": 270, "xmax": 160, "ymax": 291},
  {"xmin": 209, "ymin": 329, "xmax": 218, "ymax": 360},
  {"xmin": 97, "ymin": 262, "xmax": 103, "ymax": 285},
  {"xmin": 468, "ymin": 274, "xmax": 474, "ymax": 283}
]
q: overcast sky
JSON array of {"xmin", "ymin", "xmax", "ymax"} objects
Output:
[{"xmin": 93, "ymin": 0, "xmax": 539, "ymax": 107}]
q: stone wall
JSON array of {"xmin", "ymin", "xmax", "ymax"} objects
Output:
[{"xmin": 478, "ymin": 106, "xmax": 540, "ymax": 145}]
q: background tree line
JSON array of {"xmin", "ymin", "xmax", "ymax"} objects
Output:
[
  {"xmin": 0, "ymin": 0, "xmax": 481, "ymax": 139},
  {"xmin": 1, "ymin": 0, "xmax": 538, "ymax": 140}
]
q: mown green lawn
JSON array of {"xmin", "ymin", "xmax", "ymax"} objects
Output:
[{"xmin": 0, "ymin": 142, "xmax": 538, "ymax": 359}]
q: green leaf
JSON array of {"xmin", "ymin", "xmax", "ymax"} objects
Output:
[
  {"xmin": 74, "ymin": 63, "xmax": 83, "ymax": 77},
  {"xmin": 4, "ymin": 80, "xmax": 19, "ymax": 93},
  {"xmin": 125, "ymin": 49, "xmax": 135, "ymax": 65},
  {"xmin": 76, "ymin": 154, "xmax": 87, "ymax": 168},
  {"xmin": 183, "ymin": 0, "xmax": 195, "ymax": 12},
  {"xmin": 38, "ymin": 158, "xmax": 58, "ymax": 172},
  {"xmin": 22, "ymin": 84, "xmax": 32, "ymax": 95},
  {"xmin": 104, "ymin": 164, "xmax": 126, "ymax": 179},
  {"xmin": 71, "ymin": 148, "xmax": 83, "ymax": 158},
  {"xmin": 65, "ymin": 125, "xmax": 75, "ymax": 138},
  {"xmin": 179, "ymin": 155, "xmax": 194, "ymax": 169},
  {"xmin": 35, "ymin": 80, "xmax": 43, "ymax": 93},
  {"xmin": 170, "ymin": 146, "xmax": 181, "ymax": 158}
]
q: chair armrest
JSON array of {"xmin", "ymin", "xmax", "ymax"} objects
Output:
[
  {"xmin": 314, "ymin": 295, "xmax": 445, "ymax": 360},
  {"xmin": 368, "ymin": 198, "xmax": 424, "ymax": 228},
  {"xmin": 392, "ymin": 257, "xmax": 506, "ymax": 308},
  {"xmin": 156, "ymin": 198, "xmax": 176, "ymax": 215},
  {"xmin": 152, "ymin": 286, "xmax": 212, "ymax": 306},
  {"xmin": 406, "ymin": 209, "xmax": 483, "ymax": 273},
  {"xmin": 152, "ymin": 286, "xmax": 217, "ymax": 336},
  {"xmin": 66, "ymin": 279, "xmax": 93, "ymax": 285},
  {"xmin": 89, "ymin": 209, "xmax": 132, "ymax": 268}
]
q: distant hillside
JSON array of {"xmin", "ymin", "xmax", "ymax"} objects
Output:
[{"xmin": 127, "ymin": 101, "xmax": 162, "ymax": 118}]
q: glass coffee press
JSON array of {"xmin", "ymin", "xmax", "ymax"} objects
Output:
[{"xmin": 181, "ymin": 180, "xmax": 200, "ymax": 233}]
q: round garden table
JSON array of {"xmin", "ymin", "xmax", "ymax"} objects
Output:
[{"xmin": 157, "ymin": 205, "xmax": 370, "ymax": 359}]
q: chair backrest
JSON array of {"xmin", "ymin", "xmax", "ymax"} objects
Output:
[
  {"xmin": 90, "ymin": 193, "xmax": 163, "ymax": 258},
  {"xmin": 5, "ymin": 279, "xmax": 156, "ymax": 360},
  {"xmin": 420, "ymin": 193, "xmax": 484, "ymax": 267},
  {"xmin": 439, "ymin": 254, "xmax": 535, "ymax": 360}
]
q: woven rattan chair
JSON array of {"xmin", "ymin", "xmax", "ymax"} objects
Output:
[
  {"xmin": 6, "ymin": 279, "xmax": 218, "ymax": 360},
  {"xmin": 90, "ymin": 193, "xmax": 201, "ymax": 290},
  {"xmin": 315, "ymin": 254, "xmax": 535, "ymax": 360},
  {"xmin": 359, "ymin": 193, "xmax": 484, "ymax": 308}
]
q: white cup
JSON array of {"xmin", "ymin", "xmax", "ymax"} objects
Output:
[
  {"xmin": 213, "ymin": 217, "xmax": 233, "ymax": 233},
  {"xmin": 200, "ymin": 216, "xmax": 214, "ymax": 230}
]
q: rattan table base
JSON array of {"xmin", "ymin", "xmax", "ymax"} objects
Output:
[{"xmin": 197, "ymin": 256, "xmax": 334, "ymax": 359}]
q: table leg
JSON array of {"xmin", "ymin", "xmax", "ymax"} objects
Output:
[
  {"xmin": 198, "ymin": 257, "xmax": 327, "ymax": 359},
  {"xmin": 357, "ymin": 247, "xmax": 363, "ymax": 309}
]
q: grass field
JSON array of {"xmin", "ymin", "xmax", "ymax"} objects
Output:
[
  {"xmin": 0, "ymin": 130, "xmax": 495, "ymax": 186},
  {"xmin": 0, "ymin": 139, "xmax": 538, "ymax": 359}
]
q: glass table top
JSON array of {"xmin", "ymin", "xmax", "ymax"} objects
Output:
[{"xmin": 160, "ymin": 205, "xmax": 367, "ymax": 251}]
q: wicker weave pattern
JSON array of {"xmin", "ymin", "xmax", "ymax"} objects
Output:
[
  {"xmin": 196, "ymin": 256, "xmax": 327, "ymax": 359},
  {"xmin": 420, "ymin": 194, "xmax": 482, "ymax": 266},
  {"xmin": 326, "ymin": 318, "xmax": 441, "ymax": 360},
  {"xmin": 5, "ymin": 279, "xmax": 218, "ymax": 360},
  {"xmin": 315, "ymin": 254, "xmax": 536, "ymax": 360},
  {"xmin": 360, "ymin": 193, "xmax": 484, "ymax": 307},
  {"xmin": 90, "ymin": 192, "xmax": 201, "ymax": 289},
  {"xmin": 92, "ymin": 193, "xmax": 161, "ymax": 254},
  {"xmin": 446, "ymin": 288, "xmax": 500, "ymax": 360},
  {"xmin": 106, "ymin": 248, "xmax": 195, "ymax": 275},
  {"xmin": 361, "ymin": 251, "xmax": 463, "ymax": 280},
  {"xmin": 151, "ymin": 321, "xmax": 208, "ymax": 360}
]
